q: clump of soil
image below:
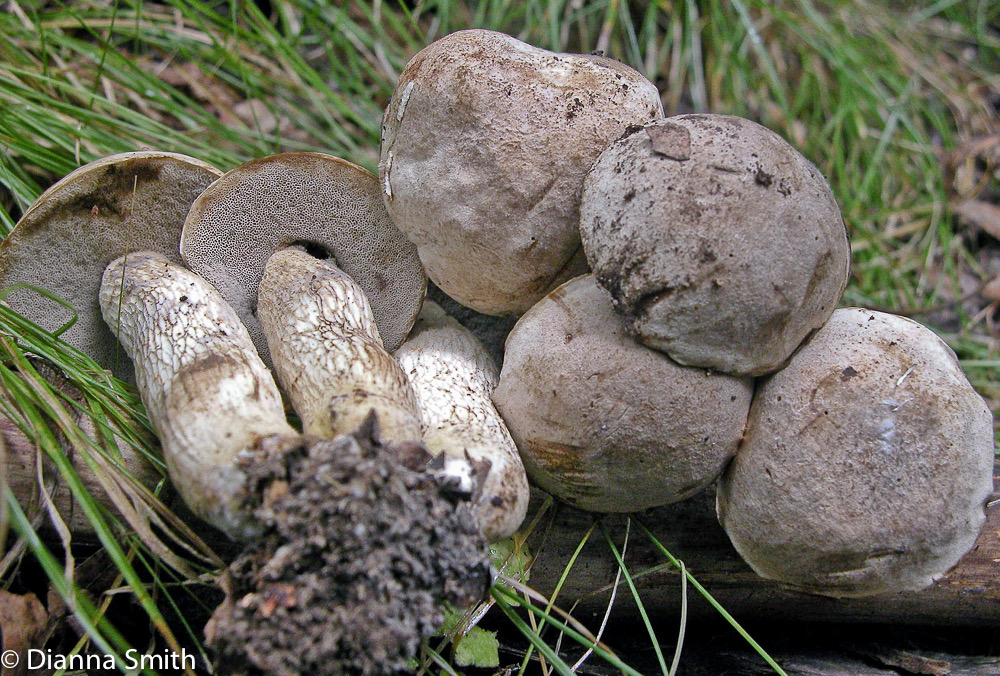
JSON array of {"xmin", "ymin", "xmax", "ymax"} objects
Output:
[{"xmin": 205, "ymin": 417, "xmax": 492, "ymax": 676}]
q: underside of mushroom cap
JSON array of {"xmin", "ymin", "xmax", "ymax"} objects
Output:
[
  {"xmin": 0, "ymin": 151, "xmax": 222, "ymax": 381},
  {"xmin": 717, "ymin": 308, "xmax": 995, "ymax": 597},
  {"xmin": 180, "ymin": 152, "xmax": 426, "ymax": 362}
]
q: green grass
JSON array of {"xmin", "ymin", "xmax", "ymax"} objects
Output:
[
  {"xmin": 0, "ymin": 304, "xmax": 220, "ymax": 674},
  {"xmin": 1, "ymin": 0, "xmax": 998, "ymax": 673}
]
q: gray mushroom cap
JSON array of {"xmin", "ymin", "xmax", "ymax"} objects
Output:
[
  {"xmin": 717, "ymin": 308, "xmax": 995, "ymax": 597},
  {"xmin": 379, "ymin": 28, "xmax": 664, "ymax": 316},
  {"xmin": 180, "ymin": 152, "xmax": 426, "ymax": 362},
  {"xmin": 580, "ymin": 114, "xmax": 850, "ymax": 376},
  {"xmin": 493, "ymin": 274, "xmax": 753, "ymax": 513},
  {"xmin": 0, "ymin": 151, "xmax": 222, "ymax": 381}
]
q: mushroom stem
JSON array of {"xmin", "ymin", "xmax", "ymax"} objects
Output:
[
  {"xmin": 100, "ymin": 251, "xmax": 296, "ymax": 539},
  {"xmin": 256, "ymin": 247, "xmax": 422, "ymax": 444},
  {"xmin": 395, "ymin": 301, "xmax": 530, "ymax": 541}
]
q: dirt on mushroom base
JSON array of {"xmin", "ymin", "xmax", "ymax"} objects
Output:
[{"xmin": 206, "ymin": 418, "xmax": 492, "ymax": 676}]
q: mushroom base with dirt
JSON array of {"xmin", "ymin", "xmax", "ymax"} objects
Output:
[{"xmin": 205, "ymin": 417, "xmax": 492, "ymax": 676}]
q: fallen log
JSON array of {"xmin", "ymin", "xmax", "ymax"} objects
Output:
[{"xmin": 524, "ymin": 461, "xmax": 1000, "ymax": 626}]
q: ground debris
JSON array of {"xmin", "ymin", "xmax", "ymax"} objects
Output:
[
  {"xmin": 205, "ymin": 417, "xmax": 492, "ymax": 676},
  {"xmin": 0, "ymin": 591, "xmax": 49, "ymax": 676}
]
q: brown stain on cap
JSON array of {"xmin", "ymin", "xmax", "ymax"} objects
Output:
[{"xmin": 647, "ymin": 122, "xmax": 691, "ymax": 161}]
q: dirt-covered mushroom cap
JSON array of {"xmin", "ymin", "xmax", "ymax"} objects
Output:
[
  {"xmin": 180, "ymin": 152, "xmax": 425, "ymax": 361},
  {"xmin": 580, "ymin": 114, "xmax": 850, "ymax": 376},
  {"xmin": 493, "ymin": 274, "xmax": 752, "ymax": 512},
  {"xmin": 0, "ymin": 151, "xmax": 222, "ymax": 380},
  {"xmin": 717, "ymin": 308, "xmax": 995, "ymax": 597},
  {"xmin": 379, "ymin": 29, "xmax": 664, "ymax": 316}
]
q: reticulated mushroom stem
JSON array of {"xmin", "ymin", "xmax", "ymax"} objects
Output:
[
  {"xmin": 395, "ymin": 301, "xmax": 529, "ymax": 541},
  {"xmin": 256, "ymin": 247, "xmax": 422, "ymax": 444},
  {"xmin": 100, "ymin": 251, "xmax": 297, "ymax": 539}
]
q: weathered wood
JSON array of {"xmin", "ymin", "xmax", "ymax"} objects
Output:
[
  {"xmin": 679, "ymin": 649, "xmax": 1000, "ymax": 676},
  {"xmin": 524, "ymin": 462, "xmax": 1000, "ymax": 626},
  {"xmin": 2, "ymin": 360, "xmax": 160, "ymax": 537}
]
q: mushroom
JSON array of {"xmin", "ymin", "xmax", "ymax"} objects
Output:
[
  {"xmin": 492, "ymin": 274, "xmax": 753, "ymax": 513},
  {"xmin": 579, "ymin": 114, "xmax": 850, "ymax": 376},
  {"xmin": 100, "ymin": 252, "xmax": 490, "ymax": 676},
  {"xmin": 395, "ymin": 300, "xmax": 530, "ymax": 540},
  {"xmin": 100, "ymin": 251, "xmax": 297, "ymax": 539},
  {"xmin": 180, "ymin": 152, "xmax": 426, "ymax": 365},
  {"xmin": 0, "ymin": 151, "xmax": 222, "ymax": 381},
  {"xmin": 379, "ymin": 28, "xmax": 664, "ymax": 316},
  {"xmin": 717, "ymin": 308, "xmax": 995, "ymax": 597},
  {"xmin": 206, "ymin": 416, "xmax": 491, "ymax": 676},
  {"xmin": 426, "ymin": 282, "xmax": 519, "ymax": 368},
  {"xmin": 255, "ymin": 246, "xmax": 422, "ymax": 445}
]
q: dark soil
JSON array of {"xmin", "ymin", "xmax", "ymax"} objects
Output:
[{"xmin": 205, "ymin": 416, "xmax": 492, "ymax": 676}]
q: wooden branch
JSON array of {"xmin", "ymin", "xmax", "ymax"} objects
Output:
[{"xmin": 523, "ymin": 461, "xmax": 1000, "ymax": 626}]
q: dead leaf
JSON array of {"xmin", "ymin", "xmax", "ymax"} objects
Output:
[
  {"xmin": 984, "ymin": 276, "xmax": 1000, "ymax": 302},
  {"xmin": 141, "ymin": 58, "xmax": 242, "ymax": 125},
  {"xmin": 952, "ymin": 199, "xmax": 1000, "ymax": 240},
  {"xmin": 233, "ymin": 99, "xmax": 278, "ymax": 134},
  {"xmin": 947, "ymin": 134, "xmax": 1000, "ymax": 199},
  {"xmin": 0, "ymin": 591, "xmax": 48, "ymax": 676},
  {"xmin": 863, "ymin": 646, "xmax": 952, "ymax": 676}
]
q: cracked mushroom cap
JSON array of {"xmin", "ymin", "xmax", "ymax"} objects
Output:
[
  {"xmin": 717, "ymin": 308, "xmax": 995, "ymax": 597},
  {"xmin": 580, "ymin": 114, "xmax": 850, "ymax": 376},
  {"xmin": 0, "ymin": 151, "xmax": 222, "ymax": 381},
  {"xmin": 180, "ymin": 152, "xmax": 426, "ymax": 362},
  {"xmin": 379, "ymin": 28, "xmax": 664, "ymax": 316},
  {"xmin": 493, "ymin": 274, "xmax": 753, "ymax": 513}
]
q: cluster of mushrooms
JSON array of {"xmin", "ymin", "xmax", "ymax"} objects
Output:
[{"xmin": 0, "ymin": 27, "xmax": 995, "ymax": 673}]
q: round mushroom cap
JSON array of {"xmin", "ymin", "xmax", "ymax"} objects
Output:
[
  {"xmin": 580, "ymin": 114, "xmax": 850, "ymax": 376},
  {"xmin": 180, "ymin": 152, "xmax": 426, "ymax": 361},
  {"xmin": 380, "ymin": 29, "xmax": 664, "ymax": 316},
  {"xmin": 0, "ymin": 151, "xmax": 223, "ymax": 381},
  {"xmin": 493, "ymin": 274, "xmax": 753, "ymax": 512},
  {"xmin": 717, "ymin": 308, "xmax": 995, "ymax": 597}
]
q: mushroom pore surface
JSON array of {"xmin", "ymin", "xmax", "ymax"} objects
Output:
[
  {"xmin": 181, "ymin": 152, "xmax": 425, "ymax": 362},
  {"xmin": 580, "ymin": 115, "xmax": 850, "ymax": 376},
  {"xmin": 379, "ymin": 28, "xmax": 664, "ymax": 315},
  {"xmin": 0, "ymin": 151, "xmax": 222, "ymax": 381},
  {"xmin": 717, "ymin": 308, "xmax": 995, "ymax": 597},
  {"xmin": 493, "ymin": 274, "xmax": 753, "ymax": 512}
]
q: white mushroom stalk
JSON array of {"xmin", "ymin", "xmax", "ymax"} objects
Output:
[
  {"xmin": 256, "ymin": 247, "xmax": 422, "ymax": 444},
  {"xmin": 395, "ymin": 301, "xmax": 530, "ymax": 541},
  {"xmin": 100, "ymin": 251, "xmax": 297, "ymax": 540}
]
